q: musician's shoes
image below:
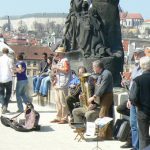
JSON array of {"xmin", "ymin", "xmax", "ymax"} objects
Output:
[
  {"xmin": 31, "ymin": 93, "xmax": 38, "ymax": 97},
  {"xmin": 58, "ymin": 120, "xmax": 68, "ymax": 124},
  {"xmin": 50, "ymin": 119, "xmax": 60, "ymax": 123},
  {"xmin": 69, "ymin": 117, "xmax": 74, "ymax": 123}
]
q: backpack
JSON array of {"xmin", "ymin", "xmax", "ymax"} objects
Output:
[
  {"xmin": 1, "ymin": 103, "xmax": 40, "ymax": 132},
  {"xmin": 116, "ymin": 120, "xmax": 130, "ymax": 142},
  {"xmin": 113, "ymin": 119, "xmax": 130, "ymax": 142}
]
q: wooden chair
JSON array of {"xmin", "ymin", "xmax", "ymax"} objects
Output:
[{"xmin": 72, "ymin": 123, "xmax": 86, "ymax": 142}]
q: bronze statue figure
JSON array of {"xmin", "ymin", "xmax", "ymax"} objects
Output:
[{"xmin": 61, "ymin": 0, "xmax": 124, "ymax": 86}]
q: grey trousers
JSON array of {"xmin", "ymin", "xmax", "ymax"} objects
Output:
[{"xmin": 72, "ymin": 107, "xmax": 99, "ymax": 123}]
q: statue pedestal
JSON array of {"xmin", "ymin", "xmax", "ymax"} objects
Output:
[{"xmin": 66, "ymin": 50, "xmax": 121, "ymax": 86}]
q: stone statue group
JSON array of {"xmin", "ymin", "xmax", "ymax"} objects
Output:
[
  {"xmin": 61, "ymin": 0, "xmax": 124, "ymax": 86},
  {"xmin": 62, "ymin": 0, "xmax": 123, "ymax": 58}
]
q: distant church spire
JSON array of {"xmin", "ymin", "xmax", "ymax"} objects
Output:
[{"xmin": 7, "ymin": 16, "xmax": 11, "ymax": 31}]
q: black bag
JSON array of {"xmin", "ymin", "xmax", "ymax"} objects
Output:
[
  {"xmin": 116, "ymin": 120, "xmax": 130, "ymax": 142},
  {"xmin": 113, "ymin": 119, "xmax": 125, "ymax": 139}
]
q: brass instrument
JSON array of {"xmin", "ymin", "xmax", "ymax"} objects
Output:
[{"xmin": 79, "ymin": 73, "xmax": 91, "ymax": 110}]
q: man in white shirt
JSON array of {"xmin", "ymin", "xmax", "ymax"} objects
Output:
[{"xmin": 0, "ymin": 48, "xmax": 14, "ymax": 114}]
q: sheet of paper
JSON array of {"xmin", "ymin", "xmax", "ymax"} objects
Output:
[
  {"xmin": 86, "ymin": 122, "xmax": 96, "ymax": 136},
  {"xmin": 95, "ymin": 117, "xmax": 113, "ymax": 128}
]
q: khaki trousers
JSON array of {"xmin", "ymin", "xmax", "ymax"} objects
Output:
[
  {"xmin": 54, "ymin": 88, "xmax": 68, "ymax": 121},
  {"xmin": 98, "ymin": 92, "xmax": 113, "ymax": 139}
]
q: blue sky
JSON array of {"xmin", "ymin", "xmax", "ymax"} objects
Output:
[{"xmin": 0, "ymin": 0, "xmax": 149, "ymax": 19}]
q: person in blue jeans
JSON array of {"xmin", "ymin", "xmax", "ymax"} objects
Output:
[
  {"xmin": 15, "ymin": 53, "xmax": 29, "ymax": 112},
  {"xmin": 129, "ymin": 56, "xmax": 150, "ymax": 150},
  {"xmin": 127, "ymin": 49, "xmax": 144, "ymax": 150},
  {"xmin": 39, "ymin": 56, "xmax": 53, "ymax": 97},
  {"xmin": 32, "ymin": 53, "xmax": 49, "ymax": 96},
  {"xmin": 39, "ymin": 76, "xmax": 51, "ymax": 97},
  {"xmin": 33, "ymin": 75, "xmax": 46, "ymax": 95}
]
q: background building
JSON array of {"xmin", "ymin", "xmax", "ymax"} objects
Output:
[
  {"xmin": 10, "ymin": 45, "xmax": 52, "ymax": 76},
  {"xmin": 120, "ymin": 13, "xmax": 144, "ymax": 28}
]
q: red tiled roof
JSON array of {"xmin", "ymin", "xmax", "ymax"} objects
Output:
[
  {"xmin": 7, "ymin": 39, "xmax": 28, "ymax": 45},
  {"xmin": 120, "ymin": 13, "xmax": 143, "ymax": 20},
  {"xmin": 144, "ymin": 20, "xmax": 150, "ymax": 23},
  {"xmin": 9, "ymin": 45, "xmax": 52, "ymax": 60},
  {"xmin": 126, "ymin": 13, "xmax": 143, "ymax": 19}
]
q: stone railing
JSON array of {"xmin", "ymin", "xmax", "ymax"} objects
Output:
[
  {"xmin": 12, "ymin": 76, "xmax": 129, "ymax": 122},
  {"xmin": 11, "ymin": 76, "xmax": 56, "ymax": 108},
  {"xmin": 26, "ymin": 76, "xmax": 56, "ymax": 108}
]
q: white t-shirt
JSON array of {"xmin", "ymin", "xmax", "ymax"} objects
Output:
[
  {"xmin": 0, "ymin": 54, "xmax": 14, "ymax": 83},
  {"xmin": 55, "ymin": 58, "xmax": 71, "ymax": 89}
]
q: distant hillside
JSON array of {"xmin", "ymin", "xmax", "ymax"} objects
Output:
[
  {"xmin": 0, "ymin": 13, "xmax": 68, "ymax": 30},
  {"xmin": 0, "ymin": 13, "xmax": 68, "ymax": 20}
]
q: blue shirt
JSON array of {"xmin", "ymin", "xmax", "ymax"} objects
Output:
[
  {"xmin": 69, "ymin": 74, "xmax": 80, "ymax": 87},
  {"xmin": 16, "ymin": 61, "xmax": 27, "ymax": 81}
]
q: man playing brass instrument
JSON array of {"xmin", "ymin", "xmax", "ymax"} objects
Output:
[
  {"xmin": 66, "ymin": 66, "xmax": 87, "ymax": 123},
  {"xmin": 73, "ymin": 60, "xmax": 113, "ymax": 140}
]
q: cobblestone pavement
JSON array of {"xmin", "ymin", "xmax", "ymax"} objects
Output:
[{"xmin": 0, "ymin": 101, "xmax": 130, "ymax": 150}]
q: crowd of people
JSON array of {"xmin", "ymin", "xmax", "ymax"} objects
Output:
[{"xmin": 0, "ymin": 46, "xmax": 150, "ymax": 150}]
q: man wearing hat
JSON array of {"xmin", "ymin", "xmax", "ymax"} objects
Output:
[
  {"xmin": 126, "ymin": 48, "xmax": 145, "ymax": 150},
  {"xmin": 50, "ymin": 47, "xmax": 71, "ymax": 124}
]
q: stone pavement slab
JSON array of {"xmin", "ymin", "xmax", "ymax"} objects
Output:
[{"xmin": 0, "ymin": 102, "xmax": 131, "ymax": 150}]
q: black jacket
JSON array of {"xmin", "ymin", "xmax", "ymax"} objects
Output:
[{"xmin": 129, "ymin": 71, "xmax": 150, "ymax": 115}]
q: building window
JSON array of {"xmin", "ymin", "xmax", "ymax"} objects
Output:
[
  {"xmin": 33, "ymin": 70, "xmax": 37, "ymax": 76},
  {"xmin": 27, "ymin": 61, "xmax": 30, "ymax": 66},
  {"xmin": 27, "ymin": 70, "xmax": 30, "ymax": 75},
  {"xmin": 33, "ymin": 61, "xmax": 36, "ymax": 66}
]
